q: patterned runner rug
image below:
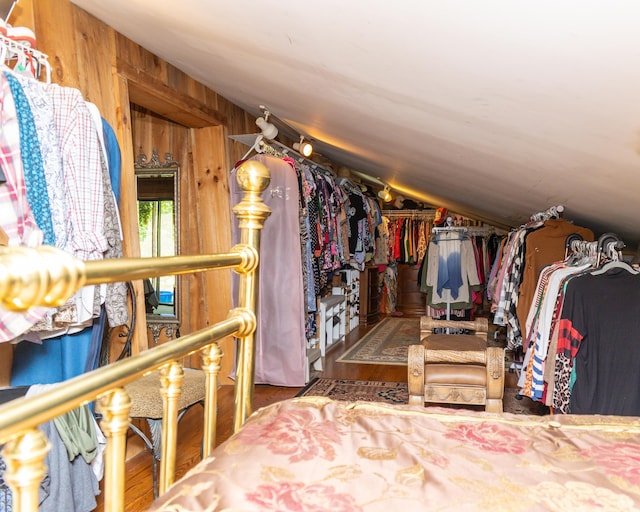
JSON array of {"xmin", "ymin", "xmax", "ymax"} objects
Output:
[
  {"xmin": 336, "ymin": 317, "xmax": 419, "ymax": 365},
  {"xmin": 297, "ymin": 378, "xmax": 549, "ymax": 415}
]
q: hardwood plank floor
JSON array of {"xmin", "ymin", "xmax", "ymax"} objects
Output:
[{"xmin": 95, "ymin": 316, "xmax": 413, "ymax": 511}]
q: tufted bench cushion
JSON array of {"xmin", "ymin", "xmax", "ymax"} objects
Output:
[{"xmin": 125, "ymin": 368, "xmax": 206, "ymax": 419}]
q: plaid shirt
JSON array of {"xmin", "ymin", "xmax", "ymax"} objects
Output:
[
  {"xmin": 46, "ymin": 83, "xmax": 107, "ymax": 261},
  {"xmin": 493, "ymin": 223, "xmax": 547, "ymax": 349},
  {"xmin": 552, "ymin": 318, "xmax": 584, "ymax": 412},
  {"xmin": 494, "ymin": 230, "xmax": 526, "ymax": 347}
]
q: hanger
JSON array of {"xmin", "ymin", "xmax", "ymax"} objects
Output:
[
  {"xmin": 591, "ymin": 233, "xmax": 638, "ymax": 275},
  {"xmin": 337, "ymin": 177, "xmax": 365, "ymax": 196},
  {"xmin": 0, "ymin": 37, "xmax": 6, "ymax": 65},
  {"xmin": 591, "ymin": 258, "xmax": 639, "ymax": 276},
  {"xmin": 14, "ymin": 48, "xmax": 35, "ymax": 78},
  {"xmin": 242, "ymin": 134, "xmax": 264, "ymax": 160},
  {"xmin": 433, "ymin": 223, "xmax": 468, "ymax": 242},
  {"xmin": 564, "ymin": 233, "xmax": 584, "ymax": 260},
  {"xmin": 569, "ymin": 241, "xmax": 597, "ymax": 267},
  {"xmin": 433, "ymin": 217, "xmax": 468, "ymax": 235},
  {"xmin": 38, "ymin": 53, "xmax": 51, "ymax": 83}
]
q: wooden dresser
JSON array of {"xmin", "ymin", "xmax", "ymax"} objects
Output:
[
  {"xmin": 359, "ymin": 265, "xmax": 381, "ymax": 325},
  {"xmin": 396, "ymin": 263, "xmax": 426, "ymax": 316}
]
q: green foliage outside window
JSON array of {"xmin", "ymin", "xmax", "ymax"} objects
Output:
[{"xmin": 138, "ymin": 201, "xmax": 153, "ymax": 241}]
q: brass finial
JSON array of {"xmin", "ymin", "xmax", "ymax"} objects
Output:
[{"xmin": 232, "ymin": 160, "xmax": 271, "ymax": 230}]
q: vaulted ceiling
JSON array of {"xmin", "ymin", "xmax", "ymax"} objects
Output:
[{"xmin": 72, "ymin": 0, "xmax": 640, "ymax": 251}]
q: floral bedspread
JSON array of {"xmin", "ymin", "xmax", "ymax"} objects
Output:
[{"xmin": 150, "ymin": 397, "xmax": 640, "ymax": 511}]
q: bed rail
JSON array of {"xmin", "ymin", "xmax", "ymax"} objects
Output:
[{"xmin": 0, "ymin": 160, "xmax": 271, "ymax": 512}]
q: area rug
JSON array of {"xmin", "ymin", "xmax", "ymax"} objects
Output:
[
  {"xmin": 336, "ymin": 317, "xmax": 419, "ymax": 365},
  {"xmin": 297, "ymin": 378, "xmax": 549, "ymax": 415}
]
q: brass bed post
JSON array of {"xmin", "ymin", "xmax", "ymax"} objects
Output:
[
  {"xmin": 201, "ymin": 341, "xmax": 222, "ymax": 457},
  {"xmin": 2, "ymin": 429, "xmax": 49, "ymax": 512},
  {"xmin": 231, "ymin": 160, "xmax": 271, "ymax": 431},
  {"xmin": 99, "ymin": 388, "xmax": 132, "ymax": 512},
  {"xmin": 158, "ymin": 362, "xmax": 184, "ymax": 495}
]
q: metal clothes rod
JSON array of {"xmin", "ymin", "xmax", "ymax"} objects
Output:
[
  {"xmin": 529, "ymin": 204, "xmax": 564, "ymax": 222},
  {"xmin": 466, "ymin": 226, "xmax": 499, "ymax": 237},
  {"xmin": 432, "ymin": 226, "xmax": 468, "ymax": 233},
  {"xmin": 382, "ymin": 209, "xmax": 436, "ymax": 220},
  {"xmin": 258, "ymin": 139, "xmax": 334, "ymax": 177}
]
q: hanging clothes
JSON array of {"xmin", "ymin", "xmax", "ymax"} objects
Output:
[
  {"xmin": 516, "ymin": 259, "xmax": 593, "ymax": 402},
  {"xmin": 4, "ymin": 72, "xmax": 55, "ymax": 246},
  {"xmin": 373, "ymin": 216, "xmax": 390, "ymax": 265},
  {"xmin": 421, "ymin": 230, "xmax": 481, "ymax": 310},
  {"xmin": 490, "ymin": 214, "xmax": 593, "ymax": 349},
  {"xmin": 0, "ymin": 70, "xmax": 127, "ymax": 386},
  {"xmin": 46, "ymin": 83, "xmax": 107, "ymax": 262},
  {"xmin": 0, "ymin": 71, "xmax": 49, "ymax": 341},
  {"xmin": 512, "ymin": 234, "xmax": 640, "ymax": 416},
  {"xmin": 382, "ymin": 215, "xmax": 431, "ymax": 265},
  {"xmin": 515, "ymin": 218, "xmax": 594, "ymax": 339},
  {"xmin": 231, "ymin": 154, "xmax": 307, "ymax": 386},
  {"xmin": 555, "ymin": 266, "xmax": 640, "ymax": 415},
  {"xmin": 13, "ymin": 72, "xmax": 69, "ymax": 250}
]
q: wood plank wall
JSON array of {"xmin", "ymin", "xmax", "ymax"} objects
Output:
[{"xmin": 12, "ymin": 0, "xmax": 261, "ymax": 383}]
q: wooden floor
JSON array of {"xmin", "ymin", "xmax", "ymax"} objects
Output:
[{"xmin": 95, "ymin": 316, "xmax": 416, "ymax": 511}]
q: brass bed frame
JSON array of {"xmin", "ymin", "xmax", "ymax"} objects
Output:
[{"xmin": 0, "ymin": 160, "xmax": 271, "ymax": 512}]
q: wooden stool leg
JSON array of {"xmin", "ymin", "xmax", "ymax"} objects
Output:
[
  {"xmin": 485, "ymin": 347, "xmax": 505, "ymax": 412},
  {"xmin": 407, "ymin": 345, "xmax": 425, "ymax": 406}
]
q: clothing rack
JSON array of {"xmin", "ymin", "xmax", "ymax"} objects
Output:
[
  {"xmin": 336, "ymin": 176, "xmax": 367, "ymax": 197},
  {"xmin": 383, "ymin": 211, "xmax": 499, "ymax": 238},
  {"xmin": 431, "ymin": 224, "xmax": 469, "ymax": 322},
  {"xmin": 466, "ymin": 226, "xmax": 500, "ymax": 237},
  {"xmin": 566, "ymin": 240, "xmax": 597, "ymax": 262},
  {"xmin": 383, "ymin": 211, "xmax": 497, "ymax": 233},
  {"xmin": 0, "ymin": 33, "xmax": 51, "ymax": 83},
  {"xmin": 432, "ymin": 225, "xmax": 468, "ymax": 235},
  {"xmin": 259, "ymin": 138, "xmax": 335, "ymax": 177},
  {"xmin": 596, "ymin": 232, "xmax": 626, "ymax": 267},
  {"xmin": 255, "ymin": 138, "xmax": 284, "ymax": 159},
  {"xmin": 382, "ymin": 209, "xmax": 436, "ymax": 220},
  {"xmin": 564, "ymin": 233, "xmax": 585, "ymax": 259},
  {"xmin": 564, "ymin": 233, "xmax": 628, "ymax": 270}
]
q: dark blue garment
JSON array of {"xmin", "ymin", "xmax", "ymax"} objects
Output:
[
  {"xmin": 101, "ymin": 118, "xmax": 121, "ymax": 205},
  {"xmin": 4, "ymin": 72, "xmax": 55, "ymax": 245},
  {"xmin": 84, "ymin": 309, "xmax": 106, "ymax": 373},
  {"xmin": 10, "ymin": 328, "xmax": 95, "ymax": 386},
  {"xmin": 11, "ymin": 338, "xmax": 63, "ymax": 385},
  {"xmin": 436, "ymin": 237, "xmax": 463, "ymax": 300}
]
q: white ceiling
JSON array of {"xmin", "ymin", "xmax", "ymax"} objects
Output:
[{"xmin": 72, "ymin": 0, "xmax": 640, "ymax": 250}]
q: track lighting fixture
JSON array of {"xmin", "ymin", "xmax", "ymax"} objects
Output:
[
  {"xmin": 255, "ymin": 111, "xmax": 278, "ymax": 140},
  {"xmin": 378, "ymin": 185, "xmax": 392, "ymax": 203},
  {"xmin": 293, "ymin": 135, "xmax": 313, "ymax": 157}
]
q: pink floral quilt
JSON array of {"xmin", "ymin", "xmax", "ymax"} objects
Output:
[{"xmin": 150, "ymin": 397, "xmax": 640, "ymax": 511}]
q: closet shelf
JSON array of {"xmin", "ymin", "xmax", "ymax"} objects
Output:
[{"xmin": 319, "ymin": 295, "xmax": 347, "ymax": 357}]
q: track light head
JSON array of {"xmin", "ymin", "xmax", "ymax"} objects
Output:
[
  {"xmin": 378, "ymin": 185, "xmax": 392, "ymax": 202},
  {"xmin": 255, "ymin": 113, "xmax": 278, "ymax": 140},
  {"xmin": 293, "ymin": 136, "xmax": 313, "ymax": 157}
]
